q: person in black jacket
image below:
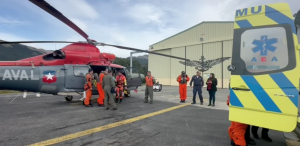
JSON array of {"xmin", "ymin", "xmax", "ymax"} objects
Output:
[
  {"xmin": 206, "ymin": 73, "xmax": 217, "ymax": 107},
  {"xmin": 190, "ymin": 71, "xmax": 204, "ymax": 105}
]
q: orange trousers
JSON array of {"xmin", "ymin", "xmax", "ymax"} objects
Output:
[
  {"xmin": 228, "ymin": 121, "xmax": 247, "ymax": 146},
  {"xmin": 96, "ymin": 83, "xmax": 104, "ymax": 105},
  {"xmin": 179, "ymin": 84, "xmax": 187, "ymax": 101},
  {"xmin": 84, "ymin": 89, "xmax": 92, "ymax": 105},
  {"xmin": 116, "ymin": 85, "xmax": 124, "ymax": 99}
]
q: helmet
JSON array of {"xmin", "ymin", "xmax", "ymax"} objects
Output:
[
  {"xmin": 89, "ymin": 69, "xmax": 93, "ymax": 72},
  {"xmin": 181, "ymin": 71, "xmax": 186, "ymax": 74},
  {"xmin": 119, "ymin": 70, "xmax": 124, "ymax": 74}
]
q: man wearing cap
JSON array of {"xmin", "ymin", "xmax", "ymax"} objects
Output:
[
  {"xmin": 84, "ymin": 69, "xmax": 94, "ymax": 107},
  {"xmin": 177, "ymin": 71, "xmax": 190, "ymax": 103}
]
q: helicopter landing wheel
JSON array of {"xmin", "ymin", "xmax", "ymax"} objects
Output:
[{"xmin": 65, "ymin": 95, "xmax": 73, "ymax": 101}]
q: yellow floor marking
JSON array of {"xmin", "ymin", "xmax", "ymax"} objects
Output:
[{"xmin": 27, "ymin": 104, "xmax": 189, "ymax": 146}]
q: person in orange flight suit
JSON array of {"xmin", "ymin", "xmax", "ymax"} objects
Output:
[
  {"xmin": 115, "ymin": 70, "xmax": 127, "ymax": 103},
  {"xmin": 84, "ymin": 69, "xmax": 94, "ymax": 107},
  {"xmin": 227, "ymin": 81, "xmax": 250, "ymax": 146},
  {"xmin": 177, "ymin": 71, "xmax": 190, "ymax": 103},
  {"xmin": 97, "ymin": 69, "xmax": 108, "ymax": 107}
]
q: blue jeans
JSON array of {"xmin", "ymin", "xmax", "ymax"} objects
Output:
[
  {"xmin": 193, "ymin": 86, "xmax": 203, "ymax": 103},
  {"xmin": 208, "ymin": 90, "xmax": 216, "ymax": 104}
]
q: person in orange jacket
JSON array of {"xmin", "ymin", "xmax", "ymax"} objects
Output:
[
  {"xmin": 227, "ymin": 95, "xmax": 248, "ymax": 146},
  {"xmin": 115, "ymin": 70, "xmax": 127, "ymax": 103},
  {"xmin": 177, "ymin": 71, "xmax": 190, "ymax": 103},
  {"xmin": 84, "ymin": 69, "xmax": 94, "ymax": 107},
  {"xmin": 97, "ymin": 69, "xmax": 107, "ymax": 106}
]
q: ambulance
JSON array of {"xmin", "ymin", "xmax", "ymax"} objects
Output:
[{"xmin": 228, "ymin": 2, "xmax": 300, "ymax": 145}]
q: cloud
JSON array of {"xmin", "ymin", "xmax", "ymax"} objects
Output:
[
  {"xmin": 0, "ymin": 0, "xmax": 298, "ymax": 59},
  {"xmin": 0, "ymin": 17, "xmax": 24, "ymax": 24},
  {"xmin": 126, "ymin": 3, "xmax": 166, "ymax": 27}
]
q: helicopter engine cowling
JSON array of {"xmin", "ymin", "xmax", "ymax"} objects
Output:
[
  {"xmin": 101, "ymin": 53, "xmax": 116, "ymax": 61},
  {"xmin": 52, "ymin": 50, "xmax": 65, "ymax": 59}
]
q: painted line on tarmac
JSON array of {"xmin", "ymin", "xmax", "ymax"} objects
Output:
[{"xmin": 27, "ymin": 103, "xmax": 189, "ymax": 146}]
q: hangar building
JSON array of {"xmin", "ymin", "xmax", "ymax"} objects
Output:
[{"xmin": 148, "ymin": 21, "xmax": 234, "ymax": 88}]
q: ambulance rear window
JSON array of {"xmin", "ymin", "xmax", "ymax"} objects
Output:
[{"xmin": 240, "ymin": 27, "xmax": 288, "ymax": 73}]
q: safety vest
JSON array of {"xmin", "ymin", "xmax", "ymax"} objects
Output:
[
  {"xmin": 84, "ymin": 74, "xmax": 93, "ymax": 90},
  {"xmin": 116, "ymin": 75, "xmax": 126, "ymax": 86},
  {"xmin": 146, "ymin": 76, "xmax": 154, "ymax": 86}
]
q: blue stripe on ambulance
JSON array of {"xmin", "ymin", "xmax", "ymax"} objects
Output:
[
  {"xmin": 235, "ymin": 20, "xmax": 253, "ymax": 28},
  {"xmin": 241, "ymin": 76, "xmax": 282, "ymax": 113},
  {"xmin": 230, "ymin": 89, "xmax": 244, "ymax": 107},
  {"xmin": 269, "ymin": 73, "xmax": 299, "ymax": 107},
  {"xmin": 265, "ymin": 5, "xmax": 296, "ymax": 34}
]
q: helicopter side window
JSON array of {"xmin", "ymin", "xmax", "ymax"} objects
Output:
[
  {"xmin": 74, "ymin": 66, "xmax": 89, "ymax": 77},
  {"xmin": 124, "ymin": 68, "xmax": 132, "ymax": 79}
]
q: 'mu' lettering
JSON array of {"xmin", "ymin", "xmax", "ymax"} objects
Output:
[{"xmin": 236, "ymin": 6, "xmax": 262, "ymax": 17}]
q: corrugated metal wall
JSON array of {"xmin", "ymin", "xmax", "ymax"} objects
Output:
[
  {"xmin": 222, "ymin": 40, "xmax": 233, "ymax": 88},
  {"xmin": 148, "ymin": 49, "xmax": 171, "ymax": 85},
  {"xmin": 148, "ymin": 22, "xmax": 234, "ymax": 88},
  {"xmin": 150, "ymin": 22, "xmax": 234, "ymax": 50}
]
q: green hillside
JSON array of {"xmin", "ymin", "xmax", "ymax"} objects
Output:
[{"xmin": 0, "ymin": 40, "xmax": 48, "ymax": 61}]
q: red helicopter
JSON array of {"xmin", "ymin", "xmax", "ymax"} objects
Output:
[{"xmin": 0, "ymin": 0, "xmax": 189, "ymax": 102}]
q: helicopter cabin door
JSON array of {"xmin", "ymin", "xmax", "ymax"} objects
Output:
[
  {"xmin": 124, "ymin": 67, "xmax": 142, "ymax": 90},
  {"xmin": 64, "ymin": 64, "xmax": 90, "ymax": 90},
  {"xmin": 229, "ymin": 2, "xmax": 300, "ymax": 132}
]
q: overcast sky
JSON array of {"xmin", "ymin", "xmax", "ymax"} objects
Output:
[{"xmin": 0, "ymin": 0, "xmax": 298, "ymax": 58}]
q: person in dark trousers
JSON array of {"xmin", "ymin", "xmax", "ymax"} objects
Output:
[
  {"xmin": 251, "ymin": 126, "xmax": 272, "ymax": 142},
  {"xmin": 206, "ymin": 73, "xmax": 217, "ymax": 107},
  {"xmin": 190, "ymin": 71, "xmax": 204, "ymax": 105}
]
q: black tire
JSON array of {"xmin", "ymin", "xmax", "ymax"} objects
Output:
[
  {"xmin": 159, "ymin": 84, "xmax": 162, "ymax": 91},
  {"xmin": 65, "ymin": 96, "xmax": 73, "ymax": 101}
]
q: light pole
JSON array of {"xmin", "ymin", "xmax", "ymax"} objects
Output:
[{"xmin": 130, "ymin": 51, "xmax": 144, "ymax": 74}]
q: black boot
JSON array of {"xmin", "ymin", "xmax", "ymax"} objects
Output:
[
  {"xmin": 115, "ymin": 98, "xmax": 118, "ymax": 103},
  {"xmin": 150, "ymin": 100, "xmax": 153, "ymax": 104},
  {"xmin": 246, "ymin": 138, "xmax": 256, "ymax": 145},
  {"xmin": 261, "ymin": 135, "xmax": 272, "ymax": 142},
  {"xmin": 231, "ymin": 140, "xmax": 236, "ymax": 146},
  {"xmin": 119, "ymin": 99, "xmax": 122, "ymax": 103}
]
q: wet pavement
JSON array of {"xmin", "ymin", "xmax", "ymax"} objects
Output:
[{"xmin": 0, "ymin": 86, "xmax": 286, "ymax": 146}]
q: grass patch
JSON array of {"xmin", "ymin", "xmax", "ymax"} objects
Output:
[{"xmin": 0, "ymin": 90, "xmax": 20, "ymax": 94}]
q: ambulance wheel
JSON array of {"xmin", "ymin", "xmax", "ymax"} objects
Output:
[{"xmin": 65, "ymin": 96, "xmax": 73, "ymax": 101}]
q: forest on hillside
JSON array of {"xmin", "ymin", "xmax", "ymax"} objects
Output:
[{"xmin": 113, "ymin": 57, "xmax": 148, "ymax": 76}]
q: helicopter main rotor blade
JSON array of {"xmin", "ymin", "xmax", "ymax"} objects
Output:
[
  {"xmin": 99, "ymin": 43, "xmax": 190, "ymax": 61},
  {"xmin": 29, "ymin": 0, "xmax": 89, "ymax": 41},
  {"xmin": 0, "ymin": 41, "xmax": 77, "ymax": 44}
]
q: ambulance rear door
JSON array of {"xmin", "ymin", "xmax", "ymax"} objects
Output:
[{"xmin": 229, "ymin": 2, "xmax": 300, "ymax": 132}]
